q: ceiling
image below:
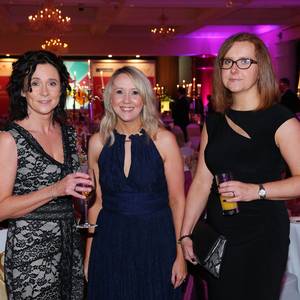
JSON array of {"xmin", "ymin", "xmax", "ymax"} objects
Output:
[{"xmin": 0, "ymin": 0, "xmax": 300, "ymax": 56}]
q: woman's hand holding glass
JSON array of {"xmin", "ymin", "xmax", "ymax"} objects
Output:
[
  {"xmin": 73, "ymin": 168, "xmax": 97, "ymax": 229},
  {"xmin": 52, "ymin": 172, "xmax": 92, "ymax": 199},
  {"xmin": 218, "ymin": 180, "xmax": 261, "ymax": 202}
]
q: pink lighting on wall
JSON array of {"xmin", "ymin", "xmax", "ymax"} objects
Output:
[
  {"xmin": 194, "ymin": 55, "xmax": 216, "ymax": 107},
  {"xmin": 186, "ymin": 25, "xmax": 280, "ymax": 39}
]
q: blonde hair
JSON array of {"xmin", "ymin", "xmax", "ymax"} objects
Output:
[
  {"xmin": 100, "ymin": 66, "xmax": 161, "ymax": 144},
  {"xmin": 213, "ymin": 32, "xmax": 280, "ymax": 113}
]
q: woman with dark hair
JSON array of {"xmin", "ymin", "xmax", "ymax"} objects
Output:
[
  {"xmin": 85, "ymin": 66, "xmax": 186, "ymax": 299},
  {"xmin": 180, "ymin": 32, "xmax": 300, "ymax": 300},
  {"xmin": 0, "ymin": 50, "xmax": 91, "ymax": 299}
]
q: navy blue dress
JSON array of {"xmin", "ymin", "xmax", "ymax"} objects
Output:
[{"xmin": 88, "ymin": 130, "xmax": 182, "ymax": 300}]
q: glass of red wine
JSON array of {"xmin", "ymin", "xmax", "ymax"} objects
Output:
[{"xmin": 73, "ymin": 167, "xmax": 97, "ymax": 229}]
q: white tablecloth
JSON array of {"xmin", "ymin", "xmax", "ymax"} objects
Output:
[
  {"xmin": 0, "ymin": 229, "xmax": 7, "ymax": 300},
  {"xmin": 287, "ymin": 219, "xmax": 300, "ymax": 293},
  {"xmin": 0, "ymin": 229, "xmax": 7, "ymax": 252}
]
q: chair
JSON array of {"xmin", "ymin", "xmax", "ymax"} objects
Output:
[
  {"xmin": 286, "ymin": 198, "xmax": 300, "ymax": 216},
  {"xmin": 186, "ymin": 123, "xmax": 201, "ymax": 137},
  {"xmin": 181, "ymin": 146, "xmax": 194, "ymax": 160},
  {"xmin": 280, "ymin": 272, "xmax": 300, "ymax": 300},
  {"xmin": 186, "ymin": 124, "xmax": 201, "ymax": 150},
  {"xmin": 171, "ymin": 125, "xmax": 185, "ymax": 147}
]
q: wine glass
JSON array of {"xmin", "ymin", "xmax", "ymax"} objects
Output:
[{"xmin": 73, "ymin": 167, "xmax": 98, "ymax": 229}]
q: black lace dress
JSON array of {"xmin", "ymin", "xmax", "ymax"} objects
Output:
[{"xmin": 4, "ymin": 123, "xmax": 84, "ymax": 300}]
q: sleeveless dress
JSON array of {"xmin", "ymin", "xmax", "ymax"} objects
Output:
[
  {"xmin": 88, "ymin": 129, "xmax": 182, "ymax": 300},
  {"xmin": 204, "ymin": 104, "xmax": 293, "ymax": 300},
  {"xmin": 4, "ymin": 123, "xmax": 84, "ymax": 300}
]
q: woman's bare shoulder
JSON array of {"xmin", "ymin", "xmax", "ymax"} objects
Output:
[
  {"xmin": 153, "ymin": 127, "xmax": 180, "ymax": 162},
  {"xmin": 0, "ymin": 131, "xmax": 16, "ymax": 148},
  {"xmin": 0, "ymin": 131, "xmax": 17, "ymax": 163},
  {"xmin": 155, "ymin": 127, "xmax": 177, "ymax": 145},
  {"xmin": 88, "ymin": 131, "xmax": 105, "ymax": 154},
  {"xmin": 90, "ymin": 131, "xmax": 105, "ymax": 144}
]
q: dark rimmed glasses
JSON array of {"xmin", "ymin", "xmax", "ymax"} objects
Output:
[{"xmin": 219, "ymin": 58, "xmax": 258, "ymax": 70}]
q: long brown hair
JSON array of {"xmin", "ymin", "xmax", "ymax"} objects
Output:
[{"xmin": 213, "ymin": 32, "xmax": 280, "ymax": 113}]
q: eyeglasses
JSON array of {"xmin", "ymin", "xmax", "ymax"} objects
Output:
[{"xmin": 219, "ymin": 58, "xmax": 258, "ymax": 70}]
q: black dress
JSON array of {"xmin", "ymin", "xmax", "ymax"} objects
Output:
[
  {"xmin": 87, "ymin": 130, "xmax": 182, "ymax": 300},
  {"xmin": 204, "ymin": 104, "xmax": 293, "ymax": 300},
  {"xmin": 4, "ymin": 123, "xmax": 84, "ymax": 300}
]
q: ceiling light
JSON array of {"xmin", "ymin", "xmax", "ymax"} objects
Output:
[
  {"xmin": 226, "ymin": 0, "xmax": 234, "ymax": 8},
  {"xmin": 150, "ymin": 10, "xmax": 176, "ymax": 38},
  {"xmin": 41, "ymin": 37, "xmax": 69, "ymax": 53},
  {"xmin": 28, "ymin": 0, "xmax": 71, "ymax": 32}
]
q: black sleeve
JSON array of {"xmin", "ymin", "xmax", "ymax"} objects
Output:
[
  {"xmin": 270, "ymin": 104, "xmax": 295, "ymax": 134},
  {"xmin": 205, "ymin": 112, "xmax": 222, "ymax": 139}
]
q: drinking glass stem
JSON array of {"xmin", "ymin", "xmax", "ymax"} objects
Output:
[{"xmin": 84, "ymin": 200, "xmax": 88, "ymax": 224}]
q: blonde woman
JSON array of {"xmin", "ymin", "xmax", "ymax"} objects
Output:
[{"xmin": 85, "ymin": 66, "xmax": 186, "ymax": 299}]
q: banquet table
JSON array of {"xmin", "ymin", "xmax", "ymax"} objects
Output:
[
  {"xmin": 286, "ymin": 218, "xmax": 300, "ymax": 293},
  {"xmin": 0, "ymin": 229, "xmax": 7, "ymax": 252},
  {"xmin": 0, "ymin": 229, "xmax": 7, "ymax": 300}
]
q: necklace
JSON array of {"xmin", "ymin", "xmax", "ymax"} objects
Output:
[{"xmin": 115, "ymin": 125, "xmax": 143, "ymax": 136}]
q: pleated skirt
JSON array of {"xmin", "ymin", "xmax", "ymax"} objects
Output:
[{"xmin": 87, "ymin": 207, "xmax": 182, "ymax": 300}]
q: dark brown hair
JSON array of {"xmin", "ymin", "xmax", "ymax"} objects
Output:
[{"xmin": 7, "ymin": 50, "xmax": 70, "ymax": 123}]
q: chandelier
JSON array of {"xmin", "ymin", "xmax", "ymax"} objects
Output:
[
  {"xmin": 41, "ymin": 37, "xmax": 69, "ymax": 53},
  {"xmin": 150, "ymin": 11, "xmax": 176, "ymax": 38},
  {"xmin": 226, "ymin": 0, "xmax": 234, "ymax": 7},
  {"xmin": 28, "ymin": 1, "xmax": 71, "ymax": 32}
]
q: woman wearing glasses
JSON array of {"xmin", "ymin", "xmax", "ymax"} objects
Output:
[{"xmin": 180, "ymin": 32, "xmax": 300, "ymax": 300}]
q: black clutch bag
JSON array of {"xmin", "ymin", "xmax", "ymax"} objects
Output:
[{"xmin": 191, "ymin": 219, "xmax": 227, "ymax": 278}]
